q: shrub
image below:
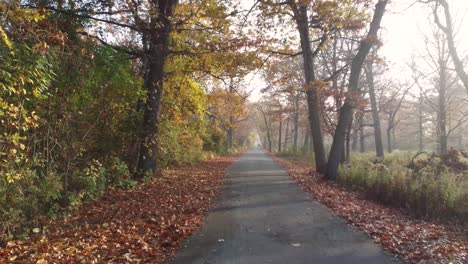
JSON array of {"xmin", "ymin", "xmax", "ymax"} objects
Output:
[
  {"xmin": 0, "ymin": 162, "xmax": 62, "ymax": 242},
  {"xmin": 338, "ymin": 152, "xmax": 468, "ymax": 221},
  {"xmin": 106, "ymin": 157, "xmax": 130, "ymax": 186},
  {"xmin": 79, "ymin": 160, "xmax": 107, "ymax": 200}
]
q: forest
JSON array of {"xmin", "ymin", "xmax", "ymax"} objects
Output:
[{"xmin": 0, "ymin": 0, "xmax": 467, "ymax": 263}]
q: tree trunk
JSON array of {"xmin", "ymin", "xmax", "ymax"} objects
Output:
[
  {"xmin": 328, "ymin": 103, "xmax": 354, "ymax": 178},
  {"xmin": 351, "ymin": 131, "xmax": 358, "ymax": 151},
  {"xmin": 285, "ymin": 115, "xmax": 290, "ymax": 151},
  {"xmin": 359, "ymin": 125, "xmax": 365, "ymax": 153},
  {"xmin": 227, "ymin": 116, "xmax": 234, "ymax": 149},
  {"xmin": 418, "ymin": 88, "xmax": 424, "ymax": 151},
  {"xmin": 345, "ymin": 115, "xmax": 353, "ymax": 163},
  {"xmin": 303, "ymin": 125, "xmax": 310, "ymax": 154},
  {"xmin": 365, "ymin": 63, "xmax": 384, "ymax": 158},
  {"xmin": 293, "ymin": 95, "xmax": 299, "ymax": 152},
  {"xmin": 278, "ymin": 117, "xmax": 282, "ymax": 152},
  {"xmin": 260, "ymin": 108, "xmax": 272, "ymax": 152},
  {"xmin": 136, "ymin": 0, "xmax": 177, "ymax": 178},
  {"xmin": 387, "ymin": 126, "xmax": 392, "ymax": 153},
  {"xmin": 227, "ymin": 83, "xmax": 234, "ymax": 150},
  {"xmin": 438, "ymin": 58, "xmax": 448, "ymax": 156},
  {"xmin": 291, "ymin": 4, "xmax": 327, "ymax": 173},
  {"xmin": 137, "ymin": 33, "xmax": 170, "ymax": 178},
  {"xmin": 326, "ymin": 0, "xmax": 388, "ymax": 180}
]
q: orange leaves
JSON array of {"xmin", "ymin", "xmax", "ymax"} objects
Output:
[
  {"xmin": 0, "ymin": 155, "xmax": 240, "ymax": 263},
  {"xmin": 303, "ymin": 80, "xmax": 330, "ymax": 92},
  {"xmin": 273, "ymin": 155, "xmax": 468, "ymax": 264}
]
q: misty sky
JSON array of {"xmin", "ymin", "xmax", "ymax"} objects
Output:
[{"xmin": 246, "ymin": 0, "xmax": 468, "ymax": 101}]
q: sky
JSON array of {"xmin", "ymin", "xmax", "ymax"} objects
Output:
[{"xmin": 246, "ymin": 0, "xmax": 468, "ymax": 102}]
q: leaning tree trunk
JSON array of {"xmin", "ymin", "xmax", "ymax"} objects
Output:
[
  {"xmin": 434, "ymin": 0, "xmax": 468, "ymax": 95},
  {"xmin": 365, "ymin": 63, "xmax": 384, "ymax": 158},
  {"xmin": 326, "ymin": 0, "xmax": 388, "ymax": 180},
  {"xmin": 291, "ymin": 4, "xmax": 327, "ymax": 173}
]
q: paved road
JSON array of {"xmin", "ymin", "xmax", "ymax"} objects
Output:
[{"xmin": 172, "ymin": 149, "xmax": 399, "ymax": 264}]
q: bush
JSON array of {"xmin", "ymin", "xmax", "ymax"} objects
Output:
[
  {"xmin": 0, "ymin": 162, "xmax": 62, "ymax": 242},
  {"xmin": 338, "ymin": 151, "xmax": 468, "ymax": 221},
  {"xmin": 106, "ymin": 157, "xmax": 130, "ymax": 186}
]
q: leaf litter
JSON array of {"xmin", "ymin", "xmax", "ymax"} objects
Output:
[
  {"xmin": 273, "ymin": 155, "xmax": 467, "ymax": 264},
  {"xmin": 0, "ymin": 155, "xmax": 240, "ymax": 263}
]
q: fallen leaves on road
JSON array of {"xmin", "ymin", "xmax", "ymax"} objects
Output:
[
  {"xmin": 0, "ymin": 155, "xmax": 239, "ymax": 263},
  {"xmin": 273, "ymin": 155, "xmax": 467, "ymax": 264}
]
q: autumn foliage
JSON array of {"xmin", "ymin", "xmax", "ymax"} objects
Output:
[{"xmin": 0, "ymin": 155, "xmax": 239, "ymax": 263}]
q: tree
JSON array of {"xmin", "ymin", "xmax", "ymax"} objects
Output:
[
  {"xmin": 364, "ymin": 54, "xmax": 384, "ymax": 158},
  {"xmin": 326, "ymin": 0, "xmax": 389, "ymax": 180},
  {"xmin": 255, "ymin": 0, "xmax": 371, "ymax": 173},
  {"xmin": 424, "ymin": 0, "xmax": 468, "ymax": 95},
  {"xmin": 257, "ymin": 103, "xmax": 273, "ymax": 152},
  {"xmin": 381, "ymin": 83, "xmax": 411, "ymax": 153},
  {"xmin": 416, "ymin": 26, "xmax": 468, "ymax": 155}
]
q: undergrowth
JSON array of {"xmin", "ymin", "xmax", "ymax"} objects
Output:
[{"xmin": 338, "ymin": 150, "xmax": 468, "ymax": 222}]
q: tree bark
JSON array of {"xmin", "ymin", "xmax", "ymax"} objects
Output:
[
  {"xmin": 260, "ymin": 107, "xmax": 272, "ymax": 152},
  {"xmin": 284, "ymin": 115, "xmax": 290, "ymax": 151},
  {"xmin": 365, "ymin": 63, "xmax": 384, "ymax": 158},
  {"xmin": 359, "ymin": 124, "xmax": 365, "ymax": 153},
  {"xmin": 293, "ymin": 95, "xmax": 299, "ymax": 152},
  {"xmin": 303, "ymin": 125, "xmax": 310, "ymax": 154},
  {"xmin": 137, "ymin": 33, "xmax": 170, "ymax": 177},
  {"xmin": 136, "ymin": 0, "xmax": 178, "ymax": 178},
  {"xmin": 418, "ymin": 87, "xmax": 424, "ymax": 151},
  {"xmin": 438, "ymin": 58, "xmax": 448, "ymax": 155},
  {"xmin": 387, "ymin": 124, "xmax": 392, "ymax": 153},
  {"xmin": 278, "ymin": 117, "xmax": 282, "ymax": 152},
  {"xmin": 351, "ymin": 130, "xmax": 358, "ymax": 151},
  {"xmin": 326, "ymin": 0, "xmax": 388, "ymax": 180},
  {"xmin": 345, "ymin": 115, "xmax": 353, "ymax": 163},
  {"xmin": 290, "ymin": 4, "xmax": 327, "ymax": 173},
  {"xmin": 227, "ymin": 82, "xmax": 234, "ymax": 150}
]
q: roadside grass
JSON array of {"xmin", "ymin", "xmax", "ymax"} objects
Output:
[
  {"xmin": 277, "ymin": 150, "xmax": 468, "ymax": 223},
  {"xmin": 338, "ymin": 151, "xmax": 468, "ymax": 222}
]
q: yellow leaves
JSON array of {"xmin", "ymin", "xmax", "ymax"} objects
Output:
[
  {"xmin": 33, "ymin": 87, "xmax": 40, "ymax": 97},
  {"xmin": 32, "ymin": 12, "xmax": 46, "ymax": 23},
  {"xmin": 0, "ymin": 25, "xmax": 13, "ymax": 50},
  {"xmin": 9, "ymin": 148, "xmax": 17, "ymax": 156},
  {"xmin": 36, "ymin": 258, "xmax": 48, "ymax": 264}
]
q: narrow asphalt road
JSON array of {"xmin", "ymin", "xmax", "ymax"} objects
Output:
[{"xmin": 172, "ymin": 149, "xmax": 399, "ymax": 264}]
